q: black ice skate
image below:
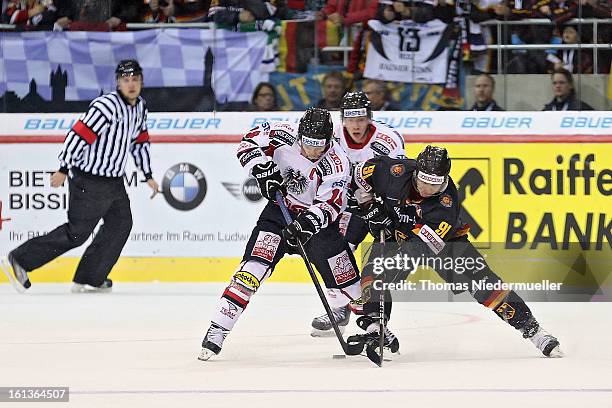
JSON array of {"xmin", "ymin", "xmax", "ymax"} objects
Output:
[
  {"xmin": 311, "ymin": 305, "xmax": 351, "ymax": 337},
  {"xmin": 71, "ymin": 279, "xmax": 113, "ymax": 293},
  {"xmin": 1, "ymin": 252, "xmax": 31, "ymax": 293},
  {"xmin": 521, "ymin": 317, "xmax": 564, "ymax": 358},
  {"xmin": 198, "ymin": 323, "xmax": 229, "ymax": 361},
  {"xmin": 347, "ymin": 315, "xmax": 400, "ymax": 354}
]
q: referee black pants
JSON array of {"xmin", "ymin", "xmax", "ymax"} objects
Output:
[{"xmin": 11, "ymin": 169, "xmax": 133, "ymax": 287}]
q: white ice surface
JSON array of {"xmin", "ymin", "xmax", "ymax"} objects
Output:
[{"xmin": 1, "ymin": 282, "xmax": 611, "ymax": 408}]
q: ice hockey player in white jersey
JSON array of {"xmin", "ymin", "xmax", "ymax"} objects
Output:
[
  {"xmin": 310, "ymin": 91, "xmax": 405, "ymax": 336},
  {"xmin": 198, "ymin": 108, "xmax": 363, "ymax": 361}
]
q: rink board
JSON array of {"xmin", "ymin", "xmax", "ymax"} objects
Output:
[{"xmin": 0, "ymin": 111, "xmax": 610, "ymax": 283}]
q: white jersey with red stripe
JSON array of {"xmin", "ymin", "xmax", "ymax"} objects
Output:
[
  {"xmin": 334, "ymin": 120, "xmax": 406, "ymax": 165},
  {"xmin": 237, "ymin": 121, "xmax": 351, "ymax": 229}
]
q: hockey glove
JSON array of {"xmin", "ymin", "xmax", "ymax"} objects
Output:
[
  {"xmin": 362, "ymin": 201, "xmax": 393, "ymax": 241},
  {"xmin": 252, "ymin": 161, "xmax": 284, "ymax": 201},
  {"xmin": 282, "ymin": 211, "xmax": 322, "ymax": 248}
]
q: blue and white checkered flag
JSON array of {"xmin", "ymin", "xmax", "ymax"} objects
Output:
[{"xmin": 0, "ymin": 28, "xmax": 268, "ymax": 103}]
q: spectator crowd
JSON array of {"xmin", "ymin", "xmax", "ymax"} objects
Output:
[{"xmin": 1, "ymin": 0, "xmax": 610, "ymax": 110}]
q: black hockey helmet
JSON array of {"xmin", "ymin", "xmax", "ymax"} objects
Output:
[
  {"xmin": 414, "ymin": 146, "xmax": 451, "ymax": 194},
  {"xmin": 341, "ymin": 91, "xmax": 372, "ymax": 120},
  {"xmin": 115, "ymin": 59, "xmax": 143, "ymax": 78},
  {"xmin": 298, "ymin": 107, "xmax": 333, "ymax": 148}
]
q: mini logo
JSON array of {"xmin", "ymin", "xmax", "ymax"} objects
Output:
[
  {"xmin": 162, "ymin": 163, "xmax": 207, "ymax": 211},
  {"xmin": 390, "ymin": 164, "xmax": 405, "ymax": 177},
  {"xmin": 222, "ymin": 178, "xmax": 263, "ymax": 203},
  {"xmin": 440, "ymin": 194, "xmax": 453, "ymax": 208}
]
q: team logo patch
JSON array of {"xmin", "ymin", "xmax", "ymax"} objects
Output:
[
  {"xmin": 390, "ymin": 164, "xmax": 405, "ymax": 177},
  {"xmin": 440, "ymin": 194, "xmax": 453, "ymax": 208},
  {"xmin": 234, "ymin": 271, "xmax": 261, "ymax": 290},
  {"xmin": 328, "ymin": 251, "xmax": 357, "ymax": 285},
  {"xmin": 284, "ymin": 167, "xmax": 309, "ymax": 194},
  {"xmin": 251, "ymin": 231, "xmax": 281, "ymax": 262},
  {"xmin": 361, "ymin": 164, "xmax": 375, "ymax": 179},
  {"xmin": 162, "ymin": 163, "xmax": 207, "ymax": 211},
  {"xmin": 496, "ymin": 302, "xmax": 516, "ymax": 321}
]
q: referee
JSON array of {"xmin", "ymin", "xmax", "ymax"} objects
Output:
[{"xmin": 2, "ymin": 59, "xmax": 160, "ymax": 293}]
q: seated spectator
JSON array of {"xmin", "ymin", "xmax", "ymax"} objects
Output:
[
  {"xmin": 468, "ymin": 73, "xmax": 504, "ymax": 111},
  {"xmin": 547, "ymin": 24, "xmax": 593, "ymax": 74},
  {"xmin": 542, "ymin": 67, "xmax": 594, "ymax": 110},
  {"xmin": 362, "ymin": 79, "xmax": 401, "ymax": 111},
  {"xmin": 377, "ymin": 0, "xmax": 435, "ymax": 24},
  {"xmin": 535, "ymin": 0, "xmax": 579, "ymax": 25},
  {"xmin": 313, "ymin": 71, "xmax": 347, "ymax": 110},
  {"xmin": 146, "ymin": 0, "xmax": 176, "ymax": 23},
  {"xmin": 207, "ymin": 0, "xmax": 288, "ymax": 28},
  {"xmin": 316, "ymin": 0, "xmax": 378, "ymax": 27},
  {"xmin": 173, "ymin": 0, "xmax": 211, "ymax": 21},
  {"xmin": 249, "ymin": 82, "xmax": 280, "ymax": 111},
  {"xmin": 2, "ymin": 0, "xmax": 67, "ymax": 30},
  {"xmin": 107, "ymin": 0, "xmax": 148, "ymax": 30}
]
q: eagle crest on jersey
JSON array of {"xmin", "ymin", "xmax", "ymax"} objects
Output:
[{"xmin": 284, "ymin": 167, "xmax": 309, "ymax": 194}]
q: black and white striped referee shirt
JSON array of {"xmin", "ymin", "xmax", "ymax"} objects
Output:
[{"xmin": 59, "ymin": 91, "xmax": 152, "ymax": 179}]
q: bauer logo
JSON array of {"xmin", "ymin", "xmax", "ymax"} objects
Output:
[
  {"xmin": 162, "ymin": 163, "xmax": 207, "ymax": 211},
  {"xmin": 452, "ymin": 159, "xmax": 491, "ymax": 248}
]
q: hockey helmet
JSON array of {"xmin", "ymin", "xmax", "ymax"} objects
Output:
[
  {"xmin": 414, "ymin": 145, "xmax": 451, "ymax": 195},
  {"xmin": 341, "ymin": 91, "xmax": 372, "ymax": 120},
  {"xmin": 115, "ymin": 59, "xmax": 143, "ymax": 78},
  {"xmin": 298, "ymin": 107, "xmax": 333, "ymax": 148}
]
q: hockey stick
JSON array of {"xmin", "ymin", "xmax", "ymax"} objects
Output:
[
  {"xmin": 275, "ymin": 191, "xmax": 364, "ymax": 357},
  {"xmin": 363, "ymin": 231, "xmax": 386, "ymax": 367}
]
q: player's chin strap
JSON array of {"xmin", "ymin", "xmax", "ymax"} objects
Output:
[{"xmin": 275, "ymin": 191, "xmax": 368, "ymax": 360}]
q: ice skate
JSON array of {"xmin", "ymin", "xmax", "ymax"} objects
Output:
[
  {"xmin": 347, "ymin": 315, "xmax": 400, "ymax": 353},
  {"xmin": 1, "ymin": 252, "xmax": 31, "ymax": 293},
  {"xmin": 71, "ymin": 279, "xmax": 113, "ymax": 293},
  {"xmin": 198, "ymin": 323, "xmax": 228, "ymax": 361},
  {"xmin": 311, "ymin": 305, "xmax": 351, "ymax": 337},
  {"xmin": 522, "ymin": 317, "xmax": 564, "ymax": 358}
]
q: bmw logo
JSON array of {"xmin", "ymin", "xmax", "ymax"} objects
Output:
[{"xmin": 162, "ymin": 163, "xmax": 207, "ymax": 211}]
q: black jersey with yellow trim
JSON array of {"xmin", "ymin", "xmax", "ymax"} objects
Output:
[{"xmin": 354, "ymin": 156, "xmax": 465, "ymax": 243}]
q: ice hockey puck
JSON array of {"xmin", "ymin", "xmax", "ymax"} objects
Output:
[{"xmin": 332, "ymin": 354, "xmax": 346, "ymax": 359}]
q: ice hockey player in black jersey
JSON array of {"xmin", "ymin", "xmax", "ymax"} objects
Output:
[{"xmin": 349, "ymin": 145, "xmax": 563, "ymax": 358}]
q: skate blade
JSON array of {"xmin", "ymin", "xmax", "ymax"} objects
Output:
[
  {"xmin": 71, "ymin": 284, "xmax": 112, "ymax": 294},
  {"xmin": 310, "ymin": 325, "xmax": 346, "ymax": 338},
  {"xmin": 0, "ymin": 257, "xmax": 26, "ymax": 294},
  {"xmin": 197, "ymin": 348, "xmax": 216, "ymax": 361}
]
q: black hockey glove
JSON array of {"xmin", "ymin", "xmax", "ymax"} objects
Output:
[
  {"xmin": 282, "ymin": 211, "xmax": 322, "ymax": 248},
  {"xmin": 252, "ymin": 161, "xmax": 284, "ymax": 201},
  {"xmin": 362, "ymin": 201, "xmax": 393, "ymax": 241}
]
